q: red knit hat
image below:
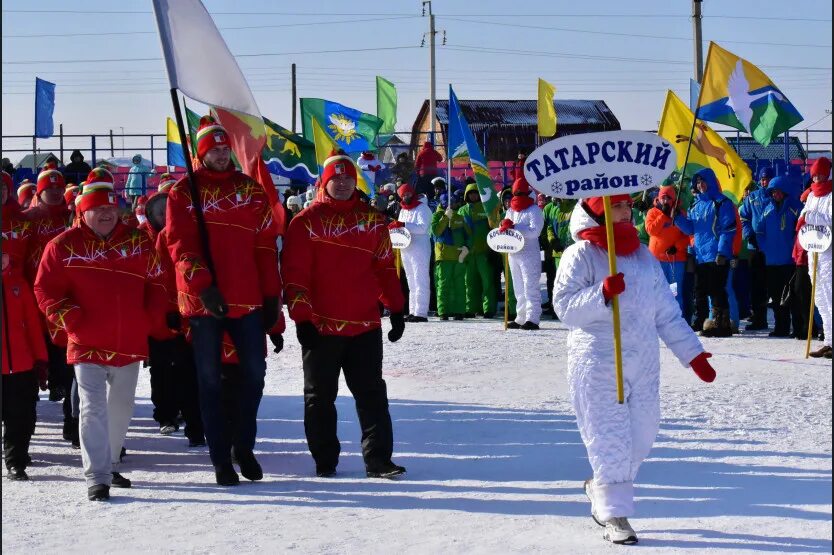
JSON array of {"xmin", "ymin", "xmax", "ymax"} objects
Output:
[
  {"xmin": 511, "ymin": 176, "xmax": 531, "ymax": 195},
  {"xmin": 1, "ymin": 171, "xmax": 12, "ymax": 194},
  {"xmin": 36, "ymin": 168, "xmax": 66, "ymax": 194},
  {"xmin": 77, "ymin": 168, "xmax": 117, "ymax": 213},
  {"xmin": 157, "ymin": 173, "xmax": 177, "ymax": 193},
  {"xmin": 195, "ymin": 115, "xmax": 231, "ymax": 160},
  {"xmin": 810, "ymin": 157, "xmax": 832, "ymax": 179},
  {"xmin": 64, "ymin": 184, "xmax": 81, "ymax": 206},
  {"xmin": 583, "ymin": 194, "xmax": 632, "ymax": 220},
  {"xmin": 397, "ymin": 183, "xmax": 415, "ymax": 199},
  {"xmin": 17, "ymin": 181, "xmax": 35, "ymax": 205},
  {"xmin": 320, "ymin": 150, "xmax": 357, "ymax": 185},
  {"xmin": 657, "ymin": 185, "xmax": 677, "ymax": 202}
]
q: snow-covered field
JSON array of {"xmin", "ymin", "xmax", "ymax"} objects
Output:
[{"xmin": 3, "ymin": 315, "xmax": 831, "ymax": 554}]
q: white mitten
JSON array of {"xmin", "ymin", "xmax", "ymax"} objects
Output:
[{"xmin": 458, "ymin": 246, "xmax": 469, "ymax": 263}]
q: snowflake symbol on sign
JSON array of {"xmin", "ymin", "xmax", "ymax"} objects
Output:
[
  {"xmin": 640, "ymin": 174, "xmax": 653, "ymax": 187},
  {"xmin": 551, "ymin": 181, "xmax": 563, "ymax": 195}
]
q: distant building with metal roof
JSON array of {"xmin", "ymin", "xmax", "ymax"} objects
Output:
[{"xmin": 411, "ymin": 99, "xmax": 621, "ymax": 161}]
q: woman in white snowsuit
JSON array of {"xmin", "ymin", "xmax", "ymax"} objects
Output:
[
  {"xmin": 395, "ymin": 184, "xmax": 433, "ymax": 322},
  {"xmin": 802, "ymin": 157, "xmax": 832, "ymax": 358},
  {"xmin": 553, "ymin": 194, "xmax": 717, "ymax": 545},
  {"xmin": 500, "ymin": 177, "xmax": 544, "ymax": 329}
]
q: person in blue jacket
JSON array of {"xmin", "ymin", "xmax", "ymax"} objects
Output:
[
  {"xmin": 754, "ymin": 176, "xmax": 802, "ymax": 337},
  {"xmin": 673, "ymin": 168, "xmax": 737, "ymax": 337},
  {"xmin": 739, "ymin": 166, "xmax": 775, "ymax": 330}
]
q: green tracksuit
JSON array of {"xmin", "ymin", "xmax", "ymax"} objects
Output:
[
  {"xmin": 431, "ymin": 208, "xmax": 470, "ymax": 316},
  {"xmin": 458, "ymin": 185, "xmax": 496, "ymax": 315}
]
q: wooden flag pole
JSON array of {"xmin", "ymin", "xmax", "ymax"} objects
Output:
[
  {"xmin": 602, "ymin": 196, "xmax": 625, "ymax": 404},
  {"xmin": 805, "ymin": 252, "xmax": 819, "ymax": 358},
  {"xmin": 395, "ymin": 248, "xmax": 401, "ymax": 279},
  {"xmin": 503, "ymin": 253, "xmax": 510, "ymax": 330}
]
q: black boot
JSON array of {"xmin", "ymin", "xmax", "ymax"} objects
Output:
[
  {"xmin": 111, "ymin": 472, "xmax": 132, "ymax": 488},
  {"xmin": 88, "ymin": 484, "xmax": 110, "ymax": 501},
  {"xmin": 7, "ymin": 467, "xmax": 29, "ymax": 481},
  {"xmin": 366, "ymin": 460, "xmax": 406, "ymax": 479},
  {"xmin": 215, "ymin": 463, "xmax": 240, "ymax": 486},
  {"xmin": 232, "ymin": 448, "xmax": 263, "ymax": 481}
]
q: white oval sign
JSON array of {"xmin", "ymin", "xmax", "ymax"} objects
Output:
[
  {"xmin": 798, "ymin": 223, "xmax": 832, "ymax": 253},
  {"xmin": 389, "ymin": 226, "xmax": 412, "ymax": 249},
  {"xmin": 487, "ymin": 228, "xmax": 525, "ymax": 254},
  {"xmin": 523, "ymin": 130, "xmax": 677, "ymax": 200}
]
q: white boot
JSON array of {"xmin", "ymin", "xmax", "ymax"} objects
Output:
[
  {"xmin": 583, "ymin": 479, "xmax": 604, "ymax": 527},
  {"xmin": 603, "ymin": 517, "xmax": 638, "ymax": 545}
]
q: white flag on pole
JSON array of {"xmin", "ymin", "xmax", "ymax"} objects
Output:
[{"xmin": 151, "ymin": 0, "xmax": 260, "ymax": 118}]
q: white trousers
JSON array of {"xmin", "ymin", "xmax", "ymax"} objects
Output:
[
  {"xmin": 509, "ymin": 248, "xmax": 542, "ymax": 325},
  {"xmin": 402, "ymin": 241, "xmax": 431, "ymax": 318},
  {"xmin": 75, "ymin": 362, "xmax": 140, "ymax": 487},
  {"xmin": 812, "ymin": 251, "xmax": 832, "ymax": 348}
]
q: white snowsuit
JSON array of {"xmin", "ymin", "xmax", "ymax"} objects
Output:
[
  {"xmin": 801, "ymin": 191, "xmax": 832, "ymax": 347},
  {"xmin": 505, "ymin": 202, "xmax": 544, "ymax": 325},
  {"xmin": 398, "ymin": 198, "xmax": 433, "ymax": 318},
  {"xmin": 553, "ymin": 207, "xmax": 703, "ymax": 520}
]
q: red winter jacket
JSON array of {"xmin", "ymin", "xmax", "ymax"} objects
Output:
[
  {"xmin": 2, "ymin": 200, "xmax": 47, "ymax": 374},
  {"xmin": 415, "ymin": 143, "xmax": 443, "ymax": 176},
  {"xmin": 34, "ymin": 221, "xmax": 170, "ymax": 367},
  {"xmin": 282, "ymin": 192, "xmax": 404, "ymax": 336},
  {"xmin": 165, "ymin": 167, "xmax": 282, "ymax": 318},
  {"xmin": 23, "ymin": 202, "xmax": 70, "ymax": 283}
]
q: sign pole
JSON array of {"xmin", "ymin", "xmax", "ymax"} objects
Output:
[
  {"xmin": 395, "ymin": 248, "xmax": 401, "ymax": 279},
  {"xmin": 602, "ymin": 196, "xmax": 625, "ymax": 404},
  {"xmin": 503, "ymin": 253, "xmax": 510, "ymax": 330},
  {"xmin": 805, "ymin": 252, "xmax": 818, "ymax": 358}
]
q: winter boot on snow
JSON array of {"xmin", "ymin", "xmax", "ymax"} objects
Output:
[
  {"xmin": 215, "ymin": 463, "xmax": 240, "ymax": 486},
  {"xmin": 810, "ymin": 345, "xmax": 832, "ymax": 358},
  {"xmin": 366, "ymin": 460, "xmax": 406, "ymax": 479},
  {"xmin": 88, "ymin": 484, "xmax": 110, "ymax": 501},
  {"xmin": 603, "ymin": 517, "xmax": 638, "ymax": 545},
  {"xmin": 232, "ymin": 448, "xmax": 263, "ymax": 481},
  {"xmin": 745, "ymin": 308, "xmax": 768, "ymax": 331},
  {"xmin": 699, "ymin": 309, "xmax": 719, "ymax": 337},
  {"xmin": 713, "ymin": 309, "xmax": 734, "ymax": 337},
  {"xmin": 583, "ymin": 479, "xmax": 604, "ymax": 526},
  {"xmin": 111, "ymin": 472, "xmax": 131, "ymax": 488},
  {"xmin": 521, "ymin": 322, "xmax": 540, "ymax": 331}
]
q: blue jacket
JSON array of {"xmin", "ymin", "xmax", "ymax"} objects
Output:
[
  {"xmin": 739, "ymin": 185, "xmax": 769, "ymax": 250},
  {"xmin": 754, "ymin": 176, "xmax": 802, "ymax": 266},
  {"xmin": 673, "ymin": 168, "xmax": 736, "ymax": 264}
]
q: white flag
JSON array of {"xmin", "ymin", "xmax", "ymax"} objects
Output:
[{"xmin": 151, "ymin": 0, "xmax": 260, "ymax": 118}]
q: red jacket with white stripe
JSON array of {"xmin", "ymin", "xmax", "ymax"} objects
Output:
[
  {"xmin": 282, "ymin": 192, "xmax": 404, "ymax": 336},
  {"xmin": 165, "ymin": 167, "xmax": 282, "ymax": 318},
  {"xmin": 34, "ymin": 221, "xmax": 170, "ymax": 367}
]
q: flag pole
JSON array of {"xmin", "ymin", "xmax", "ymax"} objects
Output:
[
  {"xmin": 603, "ymin": 196, "xmax": 625, "ymax": 404},
  {"xmin": 805, "ymin": 252, "xmax": 818, "ymax": 358},
  {"xmin": 169, "ymin": 88, "xmax": 219, "ymax": 286}
]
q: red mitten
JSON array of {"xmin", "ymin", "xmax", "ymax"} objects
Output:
[
  {"xmin": 388, "ymin": 221, "xmax": 404, "ymax": 230},
  {"xmin": 795, "ymin": 215, "xmax": 806, "ymax": 232},
  {"xmin": 499, "ymin": 218, "xmax": 514, "ymax": 233},
  {"xmin": 690, "ymin": 352, "xmax": 716, "ymax": 383},
  {"xmin": 602, "ymin": 272, "xmax": 625, "ymax": 302}
]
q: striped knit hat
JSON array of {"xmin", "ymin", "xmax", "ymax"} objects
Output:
[
  {"xmin": 76, "ymin": 168, "xmax": 117, "ymax": 213},
  {"xmin": 64, "ymin": 183, "xmax": 81, "ymax": 206},
  {"xmin": 320, "ymin": 149, "xmax": 357, "ymax": 185},
  {"xmin": 36, "ymin": 168, "xmax": 66, "ymax": 194},
  {"xmin": 17, "ymin": 180, "xmax": 36, "ymax": 205},
  {"xmin": 156, "ymin": 172, "xmax": 177, "ymax": 193},
  {"xmin": 196, "ymin": 115, "xmax": 231, "ymax": 160}
]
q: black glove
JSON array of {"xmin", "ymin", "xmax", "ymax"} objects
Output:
[
  {"xmin": 715, "ymin": 254, "xmax": 728, "ymax": 266},
  {"xmin": 165, "ymin": 311, "xmax": 181, "ymax": 331},
  {"xmin": 199, "ymin": 285, "xmax": 228, "ymax": 319},
  {"xmin": 550, "ymin": 238, "xmax": 563, "ymax": 253},
  {"xmin": 295, "ymin": 321, "xmax": 319, "ymax": 349},
  {"xmin": 388, "ymin": 312, "xmax": 405, "ymax": 343},
  {"xmin": 748, "ymin": 235, "xmax": 760, "ymax": 250},
  {"xmin": 665, "ymin": 245, "xmax": 678, "ymax": 256},
  {"xmin": 262, "ymin": 296, "xmax": 280, "ymax": 331},
  {"xmin": 268, "ymin": 333, "xmax": 284, "ymax": 354}
]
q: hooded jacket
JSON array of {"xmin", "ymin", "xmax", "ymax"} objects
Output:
[
  {"xmin": 673, "ymin": 168, "xmax": 736, "ymax": 264},
  {"xmin": 457, "ymin": 183, "xmax": 491, "ymax": 254},
  {"xmin": 754, "ymin": 176, "xmax": 802, "ymax": 266},
  {"xmin": 414, "ymin": 142, "xmax": 443, "ymax": 176},
  {"xmin": 645, "ymin": 189, "xmax": 690, "ymax": 263},
  {"xmin": 63, "ymin": 150, "xmax": 92, "ymax": 185},
  {"xmin": 125, "ymin": 155, "xmax": 154, "ymax": 196}
]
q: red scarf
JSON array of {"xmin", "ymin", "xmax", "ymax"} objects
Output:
[
  {"xmin": 578, "ymin": 222, "xmax": 641, "ymax": 256},
  {"xmin": 400, "ymin": 197, "xmax": 421, "ymax": 210},
  {"xmin": 811, "ymin": 179, "xmax": 832, "ymax": 197},
  {"xmin": 510, "ymin": 194, "xmax": 534, "ymax": 212}
]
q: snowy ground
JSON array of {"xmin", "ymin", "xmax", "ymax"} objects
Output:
[{"xmin": 3, "ymin": 312, "xmax": 832, "ymax": 554}]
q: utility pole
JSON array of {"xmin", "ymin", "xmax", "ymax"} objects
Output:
[
  {"xmin": 692, "ymin": 0, "xmax": 704, "ymax": 83},
  {"xmin": 423, "ymin": 1, "xmax": 436, "ymax": 144},
  {"xmin": 291, "ymin": 63, "xmax": 297, "ymax": 133}
]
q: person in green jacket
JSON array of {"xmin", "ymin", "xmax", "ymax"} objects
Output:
[
  {"xmin": 458, "ymin": 183, "xmax": 496, "ymax": 317},
  {"xmin": 431, "ymin": 190, "xmax": 471, "ymax": 320},
  {"xmin": 541, "ymin": 197, "xmax": 559, "ymax": 314}
]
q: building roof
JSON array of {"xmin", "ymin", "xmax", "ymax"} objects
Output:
[
  {"xmin": 14, "ymin": 152, "xmax": 59, "ymax": 169},
  {"xmin": 724, "ymin": 135, "xmax": 807, "ymax": 160},
  {"xmin": 423, "ymin": 99, "xmax": 620, "ymax": 133}
]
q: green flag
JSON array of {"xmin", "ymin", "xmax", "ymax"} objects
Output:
[
  {"xmin": 184, "ymin": 105, "xmax": 201, "ymax": 157},
  {"xmin": 300, "ymin": 98, "xmax": 383, "ymax": 153},
  {"xmin": 376, "ymin": 76, "xmax": 397, "ymax": 135},
  {"xmin": 262, "ymin": 117, "xmax": 317, "ymax": 184}
]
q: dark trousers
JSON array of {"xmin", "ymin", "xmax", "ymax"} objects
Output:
[
  {"xmin": 302, "ymin": 328, "xmax": 393, "ymax": 470},
  {"xmin": 46, "ymin": 338, "xmax": 73, "ymax": 421},
  {"xmin": 750, "ymin": 250, "xmax": 768, "ymax": 322},
  {"xmin": 189, "ymin": 311, "xmax": 266, "ymax": 467},
  {"xmin": 2, "ymin": 371, "xmax": 38, "ymax": 470},
  {"xmin": 733, "ymin": 259, "xmax": 752, "ymax": 320},
  {"xmin": 695, "ymin": 262, "xmax": 730, "ymax": 322},
  {"xmin": 766, "ymin": 264, "xmax": 795, "ymax": 334},
  {"xmin": 543, "ymin": 254, "xmax": 556, "ymax": 311},
  {"xmin": 148, "ymin": 336, "xmax": 204, "ymax": 441},
  {"xmin": 682, "ymin": 254, "xmax": 696, "ymax": 324},
  {"xmin": 792, "ymin": 264, "xmax": 815, "ymax": 338}
]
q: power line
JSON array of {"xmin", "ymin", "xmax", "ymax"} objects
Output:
[
  {"xmin": 439, "ymin": 16, "xmax": 833, "ymax": 48},
  {"xmin": 1, "ymin": 9, "xmax": 417, "ymax": 15}
]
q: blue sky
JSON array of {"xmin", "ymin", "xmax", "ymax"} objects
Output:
[{"xmin": 2, "ymin": 0, "xmax": 831, "ymax": 160}]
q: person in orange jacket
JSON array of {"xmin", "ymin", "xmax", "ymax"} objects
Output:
[
  {"xmin": 2, "ymin": 171, "xmax": 49, "ymax": 481},
  {"xmin": 645, "ymin": 185, "xmax": 691, "ymax": 312}
]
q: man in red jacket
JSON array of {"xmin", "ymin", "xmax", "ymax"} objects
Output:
[
  {"xmin": 24, "ymin": 164, "xmax": 77, "ymax": 442},
  {"xmin": 283, "ymin": 150, "xmax": 407, "ymax": 479},
  {"xmin": 165, "ymin": 116, "xmax": 283, "ymax": 486},
  {"xmin": 34, "ymin": 168, "xmax": 171, "ymax": 501},
  {"xmin": 2, "ymin": 172, "xmax": 48, "ymax": 481},
  {"xmin": 414, "ymin": 140, "xmax": 443, "ymax": 198}
]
